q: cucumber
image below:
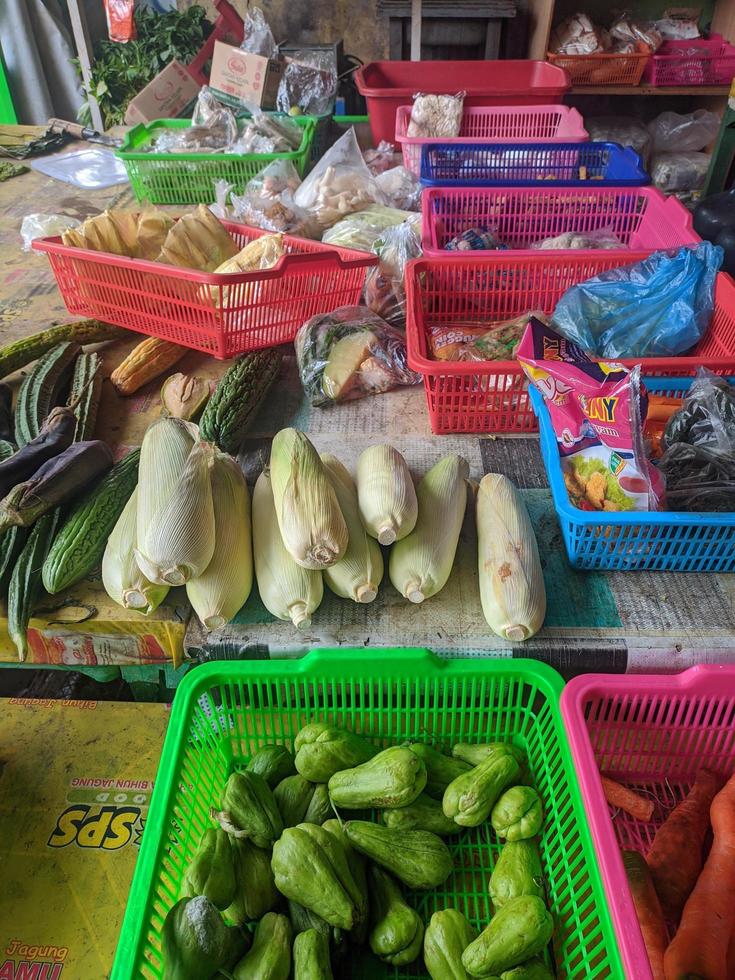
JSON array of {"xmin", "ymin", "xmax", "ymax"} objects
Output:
[
  {"xmin": 8, "ymin": 508, "xmax": 60, "ymax": 660},
  {"xmin": 14, "ymin": 341, "xmax": 81, "ymax": 447},
  {"xmin": 199, "ymin": 349, "xmax": 281, "ymax": 454},
  {"xmin": 0, "ymin": 320, "xmax": 122, "ymax": 381},
  {"xmin": 68, "ymin": 351, "xmax": 102, "ymax": 441},
  {"xmin": 0, "ymin": 526, "xmax": 28, "ymax": 598},
  {"xmin": 41, "ymin": 448, "xmax": 140, "ymax": 594}
]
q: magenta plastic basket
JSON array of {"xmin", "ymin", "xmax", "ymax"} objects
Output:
[
  {"xmin": 421, "ymin": 185, "xmax": 699, "ymax": 257},
  {"xmin": 396, "ymin": 104, "xmax": 588, "ymax": 176},
  {"xmin": 561, "ymin": 667, "xmax": 735, "ymax": 980},
  {"xmin": 644, "ymin": 34, "xmax": 735, "ymax": 86}
]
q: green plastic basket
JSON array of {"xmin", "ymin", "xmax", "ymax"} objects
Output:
[
  {"xmin": 111, "ymin": 650, "xmax": 622, "ymax": 979},
  {"xmin": 117, "ymin": 116, "xmax": 316, "ymax": 205}
]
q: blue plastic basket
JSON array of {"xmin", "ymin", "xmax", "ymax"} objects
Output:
[
  {"xmin": 531, "ymin": 377, "xmax": 735, "ymax": 572},
  {"xmin": 420, "ymin": 141, "xmax": 650, "ymax": 188}
]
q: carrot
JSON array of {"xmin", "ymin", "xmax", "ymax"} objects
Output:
[
  {"xmin": 647, "ymin": 769, "xmax": 723, "ymax": 922},
  {"xmin": 623, "ymin": 850, "xmax": 667, "ymax": 980},
  {"xmin": 664, "ymin": 770, "xmax": 735, "ymax": 980},
  {"xmin": 601, "ymin": 774, "xmax": 655, "ymax": 821}
]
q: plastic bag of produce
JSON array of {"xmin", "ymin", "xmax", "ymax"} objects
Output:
[
  {"xmin": 364, "ymin": 221, "xmax": 422, "ymax": 328},
  {"xmin": 276, "ymin": 50, "xmax": 338, "ymax": 116},
  {"xmin": 295, "ymin": 306, "xmax": 421, "ymax": 407},
  {"xmin": 21, "ymin": 213, "xmax": 81, "ymax": 251},
  {"xmin": 364, "ymin": 141, "xmax": 399, "ymax": 175},
  {"xmin": 650, "ymin": 151, "xmax": 711, "ymax": 193},
  {"xmin": 407, "ymin": 93, "xmax": 465, "ymax": 139},
  {"xmin": 550, "ymin": 13, "xmax": 607, "ymax": 54},
  {"xmin": 655, "ymin": 15, "xmax": 701, "ymax": 40},
  {"xmin": 151, "ymin": 87, "xmax": 238, "ymax": 153},
  {"xmin": 218, "ymin": 160, "xmax": 320, "ymax": 238},
  {"xmin": 322, "ymin": 205, "xmax": 418, "ymax": 252},
  {"xmin": 531, "ymin": 227, "xmax": 624, "ymax": 250},
  {"xmin": 240, "ymin": 6, "xmax": 278, "ymax": 57},
  {"xmin": 374, "ymin": 165, "xmax": 422, "ymax": 211},
  {"xmin": 551, "ymin": 243, "xmax": 722, "ymax": 358},
  {"xmin": 518, "ymin": 318, "xmax": 663, "ymax": 512},
  {"xmin": 430, "ymin": 311, "xmax": 547, "ymax": 362},
  {"xmin": 586, "ymin": 116, "xmax": 651, "ymax": 165},
  {"xmin": 649, "ymin": 110, "xmax": 719, "ymax": 154},
  {"xmin": 609, "ymin": 13, "xmax": 662, "ymax": 51}
]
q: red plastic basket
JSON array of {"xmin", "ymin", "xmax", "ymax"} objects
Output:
[
  {"xmin": 355, "ymin": 60, "xmax": 570, "ymax": 145},
  {"xmin": 33, "ymin": 223, "xmax": 377, "ymax": 358},
  {"xmin": 547, "ymin": 43, "xmax": 650, "ymax": 86},
  {"xmin": 396, "ymin": 104, "xmax": 587, "ymax": 175},
  {"xmin": 644, "ymin": 34, "xmax": 735, "ymax": 86},
  {"xmin": 421, "ymin": 186, "xmax": 699, "ymax": 257},
  {"xmin": 405, "ymin": 253, "xmax": 735, "ymax": 434},
  {"xmin": 561, "ymin": 667, "xmax": 735, "ymax": 980}
]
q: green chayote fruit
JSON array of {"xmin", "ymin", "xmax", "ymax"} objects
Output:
[
  {"xmin": 274, "ymin": 773, "xmax": 316, "ymax": 828},
  {"xmin": 343, "ymin": 820, "xmax": 453, "ymax": 890},
  {"xmin": 220, "ymin": 770, "xmax": 283, "ymax": 849},
  {"xmin": 247, "ymin": 745, "xmax": 296, "ymax": 788},
  {"xmin": 181, "ymin": 827, "xmax": 236, "ymax": 910},
  {"xmin": 271, "ymin": 824, "xmax": 356, "ymax": 930},
  {"xmin": 491, "ymin": 787, "xmax": 544, "ymax": 842},
  {"xmin": 461, "ymin": 896, "xmax": 553, "ymax": 977},
  {"xmin": 368, "ymin": 865, "xmax": 423, "ymax": 966},
  {"xmin": 232, "ymin": 911, "xmax": 292, "ymax": 980},
  {"xmin": 328, "ymin": 745, "xmax": 426, "ymax": 809},
  {"xmin": 303, "ymin": 783, "xmax": 332, "ymax": 825},
  {"xmin": 451, "ymin": 743, "xmax": 526, "ymax": 768},
  {"xmin": 443, "ymin": 751, "xmax": 522, "ymax": 828},
  {"xmin": 382, "ymin": 793, "xmax": 458, "ymax": 836},
  {"xmin": 406, "ymin": 743, "xmax": 472, "ymax": 799},
  {"xmin": 294, "ymin": 722, "xmax": 377, "ymax": 782},
  {"xmin": 224, "ymin": 836, "xmax": 280, "ymax": 925},
  {"xmin": 293, "ymin": 928, "xmax": 333, "ymax": 980},
  {"xmin": 162, "ymin": 896, "xmax": 248, "ymax": 980},
  {"xmin": 423, "ymin": 908, "xmax": 478, "ymax": 980},
  {"xmin": 322, "ymin": 818, "xmax": 369, "ymax": 944},
  {"xmin": 490, "ymin": 840, "xmax": 545, "ymax": 910},
  {"xmin": 501, "ymin": 958, "xmax": 556, "ymax": 980}
]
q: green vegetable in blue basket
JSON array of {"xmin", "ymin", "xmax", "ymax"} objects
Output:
[
  {"xmin": 491, "ymin": 787, "xmax": 544, "ymax": 842},
  {"xmin": 462, "ymin": 896, "xmax": 553, "ymax": 977},
  {"xmin": 224, "ymin": 837, "xmax": 280, "ymax": 925},
  {"xmin": 232, "ymin": 912, "xmax": 292, "ymax": 980},
  {"xmin": 328, "ymin": 745, "xmax": 427, "ymax": 809},
  {"xmin": 180, "ymin": 827, "xmax": 236, "ymax": 910},
  {"xmin": 490, "ymin": 840, "xmax": 545, "ymax": 910},
  {"xmin": 368, "ymin": 865, "xmax": 424, "ymax": 966},
  {"xmin": 294, "ymin": 722, "xmax": 377, "ymax": 782},
  {"xmin": 162, "ymin": 895, "xmax": 248, "ymax": 980},
  {"xmin": 443, "ymin": 748, "xmax": 522, "ymax": 828},
  {"xmin": 215, "ymin": 771, "xmax": 283, "ymax": 850},
  {"xmin": 423, "ymin": 908, "xmax": 478, "ymax": 980},
  {"xmin": 293, "ymin": 928, "xmax": 333, "ymax": 980}
]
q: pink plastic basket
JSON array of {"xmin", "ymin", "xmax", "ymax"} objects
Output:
[
  {"xmin": 396, "ymin": 104, "xmax": 588, "ymax": 175},
  {"xmin": 421, "ymin": 186, "xmax": 699, "ymax": 257},
  {"xmin": 33, "ymin": 223, "xmax": 376, "ymax": 359},
  {"xmin": 644, "ymin": 34, "xmax": 735, "ymax": 86},
  {"xmin": 561, "ymin": 667, "xmax": 735, "ymax": 980}
]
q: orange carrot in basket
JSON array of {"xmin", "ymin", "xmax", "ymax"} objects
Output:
[
  {"xmin": 601, "ymin": 775, "xmax": 655, "ymax": 821},
  {"xmin": 647, "ymin": 769, "xmax": 723, "ymax": 923},
  {"xmin": 663, "ymin": 771, "xmax": 735, "ymax": 980},
  {"xmin": 623, "ymin": 850, "xmax": 667, "ymax": 980}
]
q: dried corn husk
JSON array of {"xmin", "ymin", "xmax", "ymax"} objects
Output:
[
  {"xmin": 136, "ymin": 417, "xmax": 197, "ymax": 553},
  {"xmin": 389, "ymin": 454, "xmax": 469, "ymax": 603},
  {"xmin": 321, "ymin": 453, "xmax": 383, "ymax": 603},
  {"xmin": 102, "ymin": 488, "xmax": 169, "ymax": 614},
  {"xmin": 208, "ymin": 232, "xmax": 284, "ymax": 304},
  {"xmin": 269, "ymin": 428, "xmax": 348, "ymax": 569},
  {"xmin": 107, "ymin": 210, "xmax": 141, "ymax": 256},
  {"xmin": 137, "ymin": 440, "xmax": 215, "ymax": 586},
  {"xmin": 477, "ymin": 473, "xmax": 545, "ymax": 641},
  {"xmin": 136, "ymin": 207, "xmax": 175, "ymax": 261},
  {"xmin": 186, "ymin": 452, "xmax": 253, "ymax": 630},
  {"xmin": 252, "ymin": 469, "xmax": 323, "ymax": 629},
  {"xmin": 356, "ymin": 445, "xmax": 418, "ymax": 545},
  {"xmin": 78, "ymin": 211, "xmax": 129, "ymax": 256},
  {"xmin": 158, "ymin": 204, "xmax": 238, "ymax": 271}
]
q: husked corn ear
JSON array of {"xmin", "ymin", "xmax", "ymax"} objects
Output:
[
  {"xmin": 269, "ymin": 428, "xmax": 348, "ymax": 570},
  {"xmin": 477, "ymin": 474, "xmax": 545, "ymax": 642},
  {"xmin": 136, "ymin": 440, "xmax": 215, "ymax": 586},
  {"xmin": 102, "ymin": 488, "xmax": 169, "ymax": 614},
  {"xmin": 356, "ymin": 445, "xmax": 417, "ymax": 545},
  {"xmin": 186, "ymin": 452, "xmax": 253, "ymax": 631},
  {"xmin": 252, "ymin": 470, "xmax": 323, "ymax": 629},
  {"xmin": 389, "ymin": 454, "xmax": 469, "ymax": 604},
  {"xmin": 136, "ymin": 417, "xmax": 197, "ymax": 540},
  {"xmin": 321, "ymin": 453, "xmax": 383, "ymax": 603}
]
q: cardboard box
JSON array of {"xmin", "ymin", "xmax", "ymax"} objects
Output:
[
  {"xmin": 124, "ymin": 59, "xmax": 200, "ymax": 126},
  {"xmin": 209, "ymin": 40, "xmax": 284, "ymax": 111}
]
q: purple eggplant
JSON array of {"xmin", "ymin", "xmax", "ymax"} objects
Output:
[{"xmin": 0, "ymin": 406, "xmax": 76, "ymax": 497}]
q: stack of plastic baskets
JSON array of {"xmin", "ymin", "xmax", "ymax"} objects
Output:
[
  {"xmin": 420, "ymin": 141, "xmax": 649, "ymax": 188},
  {"xmin": 532, "ymin": 378, "xmax": 735, "ymax": 572},
  {"xmin": 396, "ymin": 104, "xmax": 588, "ymax": 175}
]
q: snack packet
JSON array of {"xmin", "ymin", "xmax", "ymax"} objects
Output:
[{"xmin": 518, "ymin": 318, "xmax": 663, "ymax": 512}]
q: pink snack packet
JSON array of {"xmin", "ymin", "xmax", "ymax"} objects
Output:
[{"xmin": 518, "ymin": 317, "xmax": 664, "ymax": 512}]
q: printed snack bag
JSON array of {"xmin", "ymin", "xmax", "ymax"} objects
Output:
[{"xmin": 518, "ymin": 318, "xmax": 664, "ymax": 512}]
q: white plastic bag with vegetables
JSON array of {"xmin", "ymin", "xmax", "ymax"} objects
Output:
[
  {"xmin": 364, "ymin": 221, "xmax": 422, "ymax": 329},
  {"xmin": 322, "ymin": 205, "xmax": 418, "ymax": 253}
]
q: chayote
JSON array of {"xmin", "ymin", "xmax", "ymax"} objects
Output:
[
  {"xmin": 294, "ymin": 722, "xmax": 377, "ymax": 782},
  {"xmin": 451, "ymin": 743, "xmax": 525, "ymax": 768},
  {"xmin": 404, "ymin": 743, "xmax": 472, "ymax": 799},
  {"xmin": 423, "ymin": 908, "xmax": 478, "ymax": 980},
  {"xmin": 328, "ymin": 745, "xmax": 426, "ymax": 809},
  {"xmin": 443, "ymin": 750, "xmax": 522, "ymax": 828},
  {"xmin": 218, "ymin": 770, "xmax": 283, "ymax": 849},
  {"xmin": 322, "ymin": 818, "xmax": 369, "ymax": 945},
  {"xmin": 181, "ymin": 827, "xmax": 236, "ymax": 910},
  {"xmin": 500, "ymin": 957, "xmax": 556, "ymax": 979},
  {"xmin": 247, "ymin": 744, "xmax": 296, "ymax": 789},
  {"xmin": 461, "ymin": 896, "xmax": 553, "ymax": 977},
  {"xmin": 303, "ymin": 783, "xmax": 332, "ymax": 825},
  {"xmin": 491, "ymin": 787, "xmax": 544, "ymax": 842},
  {"xmin": 232, "ymin": 911, "xmax": 292, "ymax": 980},
  {"xmin": 162, "ymin": 896, "xmax": 248, "ymax": 980},
  {"xmin": 225, "ymin": 836, "xmax": 280, "ymax": 925},
  {"xmin": 274, "ymin": 773, "xmax": 316, "ymax": 828},
  {"xmin": 382, "ymin": 793, "xmax": 458, "ymax": 836},
  {"xmin": 343, "ymin": 820, "xmax": 453, "ymax": 890},
  {"xmin": 368, "ymin": 865, "xmax": 424, "ymax": 966},
  {"xmin": 292, "ymin": 928, "xmax": 333, "ymax": 980},
  {"xmin": 490, "ymin": 840, "xmax": 545, "ymax": 910}
]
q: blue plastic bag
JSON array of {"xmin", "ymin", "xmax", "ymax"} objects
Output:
[{"xmin": 551, "ymin": 242, "xmax": 723, "ymax": 358}]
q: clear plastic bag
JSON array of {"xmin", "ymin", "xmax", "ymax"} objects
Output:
[
  {"xmin": 655, "ymin": 16, "xmax": 701, "ymax": 40},
  {"xmin": 232, "ymin": 111, "xmax": 303, "ymax": 155},
  {"xmin": 445, "ymin": 227, "xmax": 504, "ymax": 251},
  {"xmin": 21, "ymin": 213, "xmax": 81, "ymax": 251},
  {"xmin": 407, "ymin": 93, "xmax": 465, "ymax": 139},
  {"xmin": 551, "ymin": 14, "xmax": 607, "ymax": 55},
  {"xmin": 364, "ymin": 141, "xmax": 399, "ymax": 175},
  {"xmin": 322, "ymin": 206, "xmax": 419, "ymax": 252},
  {"xmin": 364, "ymin": 221, "xmax": 422, "ymax": 328},
  {"xmin": 531, "ymin": 227, "xmax": 624, "ymax": 250},
  {"xmin": 295, "ymin": 306, "xmax": 421, "ymax": 406},
  {"xmin": 610, "ymin": 13, "xmax": 662, "ymax": 51},
  {"xmin": 293, "ymin": 128, "xmax": 386, "ymax": 229},
  {"xmin": 151, "ymin": 87, "xmax": 238, "ymax": 153},
  {"xmin": 374, "ymin": 166, "xmax": 422, "ymax": 211},
  {"xmin": 429, "ymin": 311, "xmax": 542, "ymax": 362},
  {"xmin": 240, "ymin": 6, "xmax": 278, "ymax": 58},
  {"xmin": 650, "ymin": 151, "xmax": 711, "ymax": 193},
  {"xmin": 648, "ymin": 110, "xmax": 720, "ymax": 154},
  {"xmin": 245, "ymin": 158, "xmax": 302, "ymax": 199},
  {"xmin": 213, "ymin": 162, "xmax": 319, "ymax": 237},
  {"xmin": 586, "ymin": 116, "xmax": 651, "ymax": 165},
  {"xmin": 276, "ymin": 50, "xmax": 338, "ymax": 116},
  {"xmin": 552, "ymin": 242, "xmax": 723, "ymax": 358}
]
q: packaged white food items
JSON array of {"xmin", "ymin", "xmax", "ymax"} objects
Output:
[
  {"xmin": 364, "ymin": 221, "xmax": 422, "ymax": 328},
  {"xmin": 407, "ymin": 93, "xmax": 465, "ymax": 139},
  {"xmin": 551, "ymin": 13, "xmax": 607, "ymax": 54}
]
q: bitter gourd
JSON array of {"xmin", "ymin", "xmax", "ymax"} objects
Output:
[{"xmin": 199, "ymin": 349, "xmax": 281, "ymax": 454}]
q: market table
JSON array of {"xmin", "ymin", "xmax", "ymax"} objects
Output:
[{"xmin": 1, "ymin": 148, "xmax": 734, "ymax": 684}]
